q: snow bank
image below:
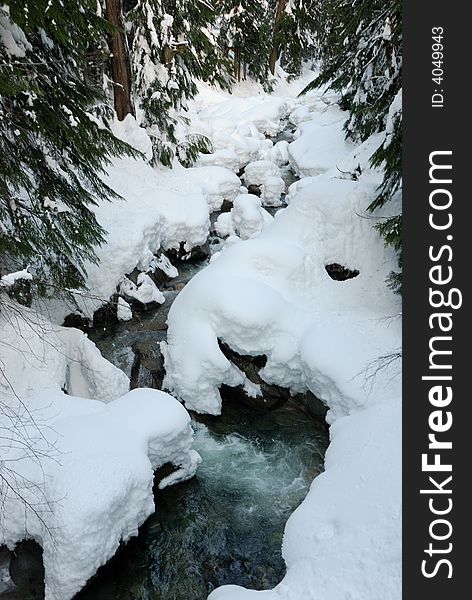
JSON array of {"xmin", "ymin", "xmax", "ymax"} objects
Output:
[
  {"xmin": 163, "ymin": 176, "xmax": 399, "ymax": 418},
  {"xmin": 163, "ymin": 84, "xmax": 401, "ymax": 600},
  {"xmin": 215, "ymin": 194, "xmax": 273, "ymax": 241},
  {"xmin": 65, "ymin": 117, "xmax": 243, "ymax": 319},
  {"xmin": 0, "ymin": 304, "xmax": 199, "ymax": 600},
  {"xmin": 288, "ymin": 105, "xmax": 352, "ymax": 177}
]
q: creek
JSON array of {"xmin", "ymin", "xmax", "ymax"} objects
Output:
[{"xmin": 1, "ymin": 126, "xmax": 330, "ymax": 600}]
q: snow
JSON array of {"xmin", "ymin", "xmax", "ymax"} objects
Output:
[
  {"xmin": 261, "ymin": 175, "xmax": 285, "ymax": 207},
  {"xmin": 0, "ymin": 268, "xmax": 32, "ymax": 288},
  {"xmin": 120, "ymin": 272, "xmax": 165, "ymax": 305},
  {"xmin": 0, "ymin": 303, "xmax": 199, "ymax": 600},
  {"xmin": 2, "ymin": 69, "xmax": 400, "ymax": 600},
  {"xmin": 243, "ymin": 160, "xmax": 281, "ymax": 187},
  {"xmin": 288, "ymin": 105, "xmax": 353, "ymax": 177},
  {"xmin": 60, "ymin": 119, "xmax": 245, "ymax": 320},
  {"xmin": 111, "ymin": 114, "xmax": 153, "ymax": 160},
  {"xmin": 162, "ymin": 79, "xmax": 401, "ymax": 600},
  {"xmin": 117, "ymin": 296, "xmax": 133, "ymax": 321},
  {"xmin": 185, "ymin": 165, "xmax": 241, "ymax": 211},
  {"xmin": 216, "ymin": 194, "xmax": 273, "ymax": 241},
  {"xmin": 0, "ymin": 7, "xmax": 32, "ymax": 58}
]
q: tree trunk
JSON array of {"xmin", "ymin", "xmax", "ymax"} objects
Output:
[
  {"xmin": 105, "ymin": 0, "xmax": 134, "ymax": 120},
  {"xmin": 269, "ymin": 0, "xmax": 286, "ymax": 75}
]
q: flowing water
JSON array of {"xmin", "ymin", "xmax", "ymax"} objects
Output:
[
  {"xmin": 1, "ymin": 129, "xmax": 329, "ymax": 600},
  {"xmin": 75, "ymin": 401, "xmax": 328, "ymax": 600}
]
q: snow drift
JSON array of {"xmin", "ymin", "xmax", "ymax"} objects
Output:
[
  {"xmin": 162, "ymin": 83, "xmax": 402, "ymax": 600},
  {"xmin": 0, "ymin": 303, "xmax": 199, "ymax": 600}
]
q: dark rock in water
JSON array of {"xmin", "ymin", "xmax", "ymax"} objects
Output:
[
  {"xmin": 93, "ymin": 299, "xmax": 119, "ymax": 328},
  {"xmin": 62, "ymin": 313, "xmax": 92, "ymax": 332},
  {"xmin": 167, "ymin": 241, "xmax": 211, "ymax": 263},
  {"xmin": 220, "ymin": 384, "xmax": 286, "ymax": 411},
  {"xmin": 8, "ymin": 541, "xmax": 44, "ymax": 599},
  {"xmin": 217, "ymin": 340, "xmax": 327, "ymax": 418},
  {"xmin": 292, "ymin": 390, "xmax": 328, "ymax": 420},
  {"xmin": 325, "ymin": 263, "xmax": 359, "ymax": 281},
  {"xmin": 219, "ymin": 199, "xmax": 233, "ymax": 213},
  {"xmin": 130, "ymin": 341, "xmax": 165, "ymax": 390},
  {"xmin": 246, "ymin": 184, "xmax": 261, "ymax": 197}
]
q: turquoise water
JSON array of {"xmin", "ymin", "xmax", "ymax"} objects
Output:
[{"xmin": 76, "ymin": 400, "xmax": 328, "ymax": 600}]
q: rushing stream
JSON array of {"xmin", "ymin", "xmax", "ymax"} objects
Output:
[
  {"xmin": 75, "ymin": 401, "xmax": 328, "ymax": 600},
  {"xmin": 1, "ymin": 127, "xmax": 330, "ymax": 600}
]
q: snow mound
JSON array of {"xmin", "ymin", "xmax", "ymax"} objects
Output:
[
  {"xmin": 265, "ymin": 139, "xmax": 290, "ymax": 167},
  {"xmin": 162, "ymin": 85, "xmax": 401, "ymax": 600},
  {"xmin": 198, "ymin": 148, "xmax": 241, "ymax": 173},
  {"xmin": 0, "ymin": 305, "xmax": 199, "ymax": 600},
  {"xmin": 163, "ymin": 176, "xmax": 398, "ymax": 417},
  {"xmin": 288, "ymin": 106, "xmax": 352, "ymax": 177},
  {"xmin": 185, "ymin": 165, "xmax": 242, "ymax": 210},
  {"xmin": 261, "ymin": 175, "xmax": 285, "ymax": 207},
  {"xmin": 71, "ymin": 155, "xmax": 210, "ymax": 319},
  {"xmin": 215, "ymin": 194, "xmax": 273, "ymax": 241},
  {"xmin": 120, "ymin": 272, "xmax": 165, "ymax": 305},
  {"xmin": 111, "ymin": 114, "xmax": 153, "ymax": 161},
  {"xmin": 243, "ymin": 160, "xmax": 281, "ymax": 187}
]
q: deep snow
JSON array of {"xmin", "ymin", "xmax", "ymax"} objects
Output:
[
  {"xmin": 162, "ymin": 80, "xmax": 402, "ymax": 600},
  {"xmin": 0, "ymin": 303, "xmax": 200, "ymax": 600},
  {"xmin": 1, "ymin": 71, "xmax": 401, "ymax": 600}
]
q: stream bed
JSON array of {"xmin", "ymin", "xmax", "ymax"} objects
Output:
[
  {"xmin": 75, "ymin": 400, "xmax": 328, "ymax": 600},
  {"xmin": 1, "ymin": 127, "xmax": 330, "ymax": 600},
  {"xmin": 77, "ymin": 146, "xmax": 328, "ymax": 600}
]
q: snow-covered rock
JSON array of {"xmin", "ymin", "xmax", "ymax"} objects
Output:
[
  {"xmin": 198, "ymin": 148, "xmax": 241, "ymax": 173},
  {"xmin": 162, "ymin": 84, "xmax": 401, "ymax": 600},
  {"xmin": 120, "ymin": 272, "xmax": 165, "ymax": 306},
  {"xmin": 265, "ymin": 139, "xmax": 290, "ymax": 167},
  {"xmin": 117, "ymin": 296, "xmax": 133, "ymax": 321},
  {"xmin": 243, "ymin": 160, "xmax": 281, "ymax": 187},
  {"xmin": 215, "ymin": 194, "xmax": 273, "ymax": 241},
  {"xmin": 261, "ymin": 175, "xmax": 285, "ymax": 207},
  {"xmin": 0, "ymin": 304, "xmax": 199, "ymax": 600},
  {"xmin": 185, "ymin": 165, "xmax": 241, "ymax": 210}
]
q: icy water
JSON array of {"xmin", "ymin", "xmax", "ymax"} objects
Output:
[
  {"xmin": 74, "ymin": 155, "xmax": 326, "ymax": 600},
  {"xmin": 75, "ymin": 401, "xmax": 328, "ymax": 600},
  {"xmin": 1, "ymin": 129, "xmax": 327, "ymax": 600}
]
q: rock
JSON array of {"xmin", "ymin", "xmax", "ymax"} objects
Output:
[
  {"xmin": 220, "ymin": 199, "xmax": 233, "ymax": 213},
  {"xmin": 93, "ymin": 298, "xmax": 119, "ymax": 327},
  {"xmin": 149, "ymin": 253, "xmax": 179, "ymax": 285},
  {"xmin": 130, "ymin": 341, "xmax": 165, "ymax": 390},
  {"xmin": 220, "ymin": 384, "xmax": 286, "ymax": 411},
  {"xmin": 167, "ymin": 241, "xmax": 211, "ymax": 263},
  {"xmin": 325, "ymin": 263, "xmax": 360, "ymax": 281},
  {"xmin": 293, "ymin": 390, "xmax": 328, "ymax": 420},
  {"xmin": 217, "ymin": 340, "xmax": 328, "ymax": 419},
  {"xmin": 62, "ymin": 313, "xmax": 92, "ymax": 332},
  {"xmin": 246, "ymin": 184, "xmax": 261, "ymax": 197},
  {"xmin": 9, "ymin": 541, "xmax": 44, "ymax": 598},
  {"xmin": 119, "ymin": 274, "xmax": 164, "ymax": 312}
]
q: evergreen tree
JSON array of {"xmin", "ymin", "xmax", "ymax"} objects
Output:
[
  {"xmin": 0, "ymin": 1, "xmax": 134, "ymax": 296},
  {"xmin": 269, "ymin": 0, "xmax": 319, "ymax": 77},
  {"xmin": 129, "ymin": 0, "xmax": 231, "ymax": 167},
  {"xmin": 303, "ymin": 0, "xmax": 402, "ymax": 291},
  {"xmin": 218, "ymin": 0, "xmax": 273, "ymax": 87},
  {"xmin": 106, "ymin": 0, "xmax": 135, "ymax": 120}
]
